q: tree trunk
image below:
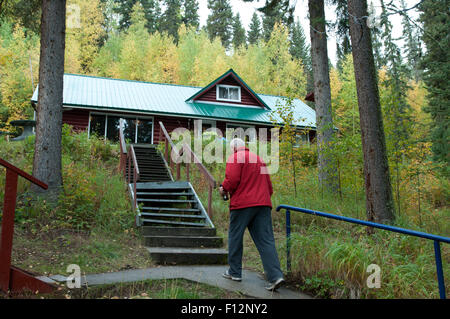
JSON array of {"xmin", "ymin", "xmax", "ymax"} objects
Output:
[
  {"xmin": 32, "ymin": 0, "xmax": 66, "ymax": 199},
  {"xmin": 348, "ymin": 0, "xmax": 395, "ymax": 223},
  {"xmin": 308, "ymin": 0, "xmax": 338, "ymax": 193}
]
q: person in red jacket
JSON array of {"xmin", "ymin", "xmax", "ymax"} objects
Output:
[{"xmin": 219, "ymin": 138, "xmax": 284, "ymax": 291}]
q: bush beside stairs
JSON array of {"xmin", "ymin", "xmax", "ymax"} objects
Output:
[{"xmin": 127, "ymin": 144, "xmax": 228, "ymax": 265}]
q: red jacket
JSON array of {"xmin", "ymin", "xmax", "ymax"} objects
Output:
[{"xmin": 221, "ymin": 147, "xmax": 273, "ymax": 210}]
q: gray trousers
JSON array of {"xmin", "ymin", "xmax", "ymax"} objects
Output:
[{"xmin": 228, "ymin": 206, "xmax": 284, "ymax": 283}]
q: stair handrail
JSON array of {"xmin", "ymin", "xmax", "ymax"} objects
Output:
[
  {"xmin": 129, "ymin": 144, "xmax": 140, "ymax": 209},
  {"xmin": 119, "ymin": 120, "xmax": 140, "ymax": 210},
  {"xmin": 276, "ymin": 204, "xmax": 450, "ymax": 299},
  {"xmin": 0, "ymin": 158, "xmax": 55, "ymax": 293},
  {"xmin": 159, "ymin": 121, "xmax": 217, "ymax": 219}
]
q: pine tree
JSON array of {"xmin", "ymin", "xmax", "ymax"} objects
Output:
[
  {"xmin": 419, "ymin": 0, "xmax": 450, "ymax": 174},
  {"xmin": 159, "ymin": 0, "xmax": 182, "ymax": 42},
  {"xmin": 289, "ymin": 19, "xmax": 312, "ymax": 90},
  {"xmin": 114, "ymin": 0, "xmax": 160, "ymax": 33},
  {"xmin": 206, "ymin": 0, "xmax": 233, "ymax": 49},
  {"xmin": 261, "ymin": 0, "xmax": 288, "ymax": 41},
  {"xmin": 308, "ymin": 0, "xmax": 339, "ymax": 194},
  {"xmin": 379, "ymin": 0, "xmax": 413, "ymax": 215},
  {"xmin": 182, "ymin": 0, "xmax": 200, "ymax": 30},
  {"xmin": 331, "ymin": 0, "xmax": 351, "ymax": 72},
  {"xmin": 232, "ymin": 13, "xmax": 246, "ymax": 49},
  {"xmin": 400, "ymin": 0, "xmax": 422, "ymax": 81},
  {"xmin": 348, "ymin": 0, "xmax": 395, "ymax": 223},
  {"xmin": 247, "ymin": 12, "xmax": 261, "ymax": 45}
]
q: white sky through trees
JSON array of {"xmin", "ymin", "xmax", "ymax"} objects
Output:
[{"xmin": 195, "ymin": 0, "xmax": 422, "ymax": 66}]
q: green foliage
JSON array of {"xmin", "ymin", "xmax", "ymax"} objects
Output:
[
  {"xmin": 206, "ymin": 0, "xmax": 233, "ymax": 49},
  {"xmin": 182, "ymin": 0, "xmax": 200, "ymax": 30},
  {"xmin": 159, "ymin": 0, "xmax": 182, "ymax": 43},
  {"xmin": 247, "ymin": 12, "xmax": 261, "ymax": 45},
  {"xmin": 232, "ymin": 13, "xmax": 246, "ymax": 49},
  {"xmin": 0, "ymin": 125, "xmax": 132, "ymax": 233},
  {"xmin": 419, "ymin": 0, "xmax": 450, "ymax": 175},
  {"xmin": 0, "ymin": 22, "xmax": 39, "ymax": 134}
]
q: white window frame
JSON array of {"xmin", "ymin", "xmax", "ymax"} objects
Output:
[{"xmin": 216, "ymin": 84, "xmax": 241, "ymax": 103}]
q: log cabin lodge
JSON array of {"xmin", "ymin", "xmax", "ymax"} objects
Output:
[{"xmin": 31, "ymin": 69, "xmax": 317, "ymax": 145}]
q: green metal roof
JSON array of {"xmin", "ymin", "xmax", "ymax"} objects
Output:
[{"xmin": 31, "ymin": 73, "xmax": 317, "ymax": 128}]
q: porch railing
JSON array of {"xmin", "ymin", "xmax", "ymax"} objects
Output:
[
  {"xmin": 119, "ymin": 121, "xmax": 140, "ymax": 210},
  {"xmin": 276, "ymin": 204, "xmax": 450, "ymax": 299},
  {"xmin": 158, "ymin": 121, "xmax": 217, "ymax": 219},
  {"xmin": 0, "ymin": 158, "xmax": 55, "ymax": 293}
]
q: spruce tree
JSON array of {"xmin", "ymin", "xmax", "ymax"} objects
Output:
[
  {"xmin": 114, "ymin": 0, "xmax": 160, "ymax": 33},
  {"xmin": 419, "ymin": 0, "xmax": 450, "ymax": 174},
  {"xmin": 232, "ymin": 13, "xmax": 246, "ymax": 49},
  {"xmin": 261, "ymin": 0, "xmax": 288, "ymax": 41},
  {"xmin": 206, "ymin": 0, "xmax": 233, "ymax": 49},
  {"xmin": 247, "ymin": 12, "xmax": 261, "ymax": 45},
  {"xmin": 380, "ymin": 0, "xmax": 412, "ymax": 215},
  {"xmin": 160, "ymin": 0, "xmax": 182, "ymax": 42},
  {"xmin": 289, "ymin": 19, "xmax": 313, "ymax": 91},
  {"xmin": 331, "ymin": 0, "xmax": 352, "ymax": 72},
  {"xmin": 183, "ymin": 0, "xmax": 200, "ymax": 30},
  {"xmin": 400, "ymin": 0, "xmax": 422, "ymax": 81}
]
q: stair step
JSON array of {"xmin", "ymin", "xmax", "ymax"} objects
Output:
[
  {"xmin": 140, "ymin": 219, "xmax": 208, "ymax": 227},
  {"xmin": 140, "ymin": 213, "xmax": 205, "ymax": 219},
  {"xmin": 141, "ymin": 226, "xmax": 216, "ymax": 237},
  {"xmin": 147, "ymin": 247, "xmax": 228, "ymax": 265},
  {"xmin": 136, "ymin": 181, "xmax": 192, "ymax": 190},
  {"xmin": 141, "ymin": 206, "xmax": 199, "ymax": 212},
  {"xmin": 136, "ymin": 192, "xmax": 194, "ymax": 196},
  {"xmin": 143, "ymin": 235, "xmax": 223, "ymax": 248},
  {"xmin": 137, "ymin": 199, "xmax": 196, "ymax": 203}
]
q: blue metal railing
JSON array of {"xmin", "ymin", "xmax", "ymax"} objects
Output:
[{"xmin": 276, "ymin": 204, "xmax": 450, "ymax": 299}]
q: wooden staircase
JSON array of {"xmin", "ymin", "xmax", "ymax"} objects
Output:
[{"xmin": 119, "ymin": 124, "xmax": 227, "ymax": 265}]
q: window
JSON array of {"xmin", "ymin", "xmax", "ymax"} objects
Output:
[
  {"xmin": 89, "ymin": 113, "xmax": 153, "ymax": 144},
  {"xmin": 226, "ymin": 123, "xmax": 256, "ymax": 143},
  {"xmin": 294, "ymin": 131, "xmax": 310, "ymax": 148},
  {"xmin": 217, "ymin": 85, "xmax": 241, "ymax": 102}
]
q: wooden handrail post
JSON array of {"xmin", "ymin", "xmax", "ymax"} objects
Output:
[
  {"xmin": 0, "ymin": 170, "xmax": 18, "ymax": 292},
  {"xmin": 133, "ymin": 168, "xmax": 137, "ymax": 209},
  {"xmin": 176, "ymin": 163, "xmax": 180, "ymax": 180},
  {"xmin": 186, "ymin": 162, "xmax": 190, "ymax": 182},
  {"xmin": 208, "ymin": 184, "xmax": 213, "ymax": 219},
  {"xmin": 127, "ymin": 153, "xmax": 131, "ymax": 184}
]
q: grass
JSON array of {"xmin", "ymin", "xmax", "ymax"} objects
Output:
[
  {"xmin": 184, "ymin": 146, "xmax": 449, "ymax": 299},
  {"xmin": 1, "ymin": 131, "xmax": 448, "ymax": 299}
]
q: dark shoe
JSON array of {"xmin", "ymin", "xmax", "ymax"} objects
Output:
[{"xmin": 265, "ymin": 278, "xmax": 285, "ymax": 291}]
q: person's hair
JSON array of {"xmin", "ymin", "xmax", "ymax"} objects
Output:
[{"xmin": 230, "ymin": 138, "xmax": 245, "ymax": 152}]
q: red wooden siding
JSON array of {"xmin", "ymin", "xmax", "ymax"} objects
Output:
[
  {"xmin": 62, "ymin": 109, "xmax": 89, "ymax": 131},
  {"xmin": 61, "ymin": 108, "xmax": 278, "ymax": 144},
  {"xmin": 153, "ymin": 115, "xmax": 190, "ymax": 144},
  {"xmin": 196, "ymin": 75, "xmax": 263, "ymax": 107}
]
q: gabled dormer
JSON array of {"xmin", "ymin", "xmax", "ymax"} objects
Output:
[{"xmin": 186, "ymin": 69, "xmax": 270, "ymax": 109}]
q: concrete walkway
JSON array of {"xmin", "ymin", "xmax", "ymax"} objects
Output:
[{"xmin": 46, "ymin": 266, "xmax": 311, "ymax": 299}]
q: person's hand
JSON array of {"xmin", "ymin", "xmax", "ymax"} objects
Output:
[{"xmin": 219, "ymin": 186, "xmax": 225, "ymax": 196}]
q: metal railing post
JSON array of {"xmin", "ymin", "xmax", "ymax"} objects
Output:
[
  {"xmin": 286, "ymin": 210, "xmax": 291, "ymax": 273},
  {"xmin": 434, "ymin": 240, "xmax": 446, "ymax": 299}
]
